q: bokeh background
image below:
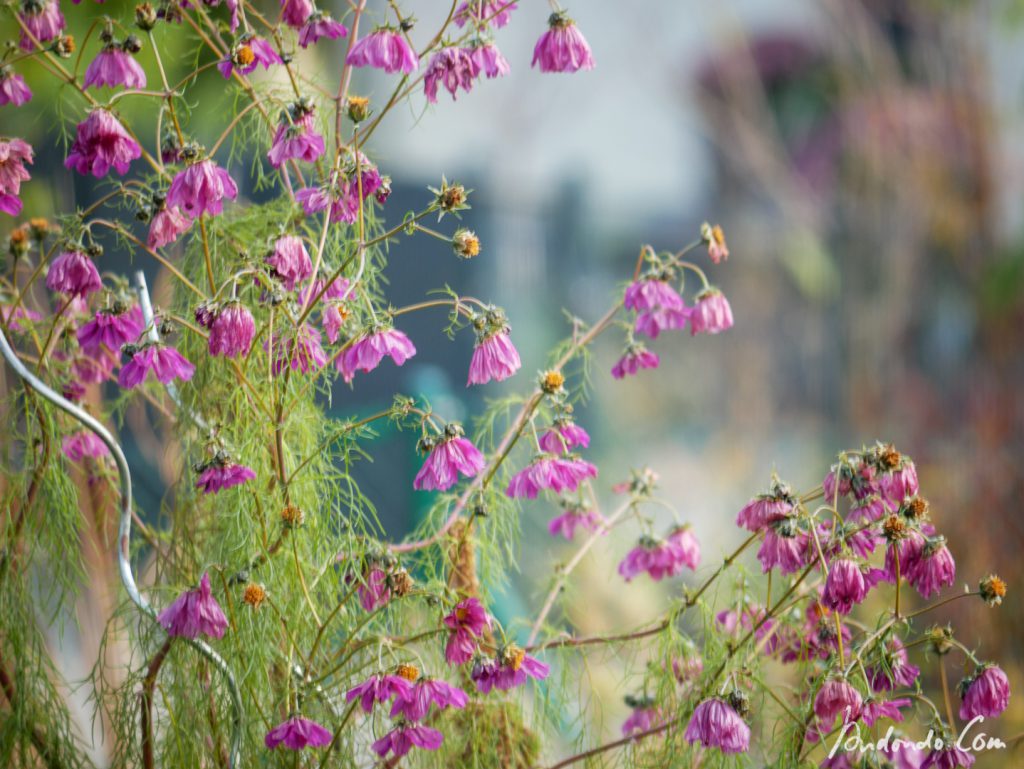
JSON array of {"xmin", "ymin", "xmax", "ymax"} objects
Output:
[{"xmin": 4, "ymin": 0, "xmax": 1024, "ymax": 765}]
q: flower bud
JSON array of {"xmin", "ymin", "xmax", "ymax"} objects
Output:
[
  {"xmin": 346, "ymin": 95, "xmax": 370, "ymax": 124},
  {"xmin": 135, "ymin": 3, "xmax": 158, "ymax": 31},
  {"xmin": 8, "ymin": 227, "xmax": 29, "ymax": 258}
]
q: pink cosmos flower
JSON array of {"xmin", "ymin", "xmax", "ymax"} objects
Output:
[
  {"xmin": 268, "ymin": 324, "xmax": 326, "ymax": 375},
  {"xmin": 454, "ymin": 1, "xmax": 516, "ymax": 28},
  {"xmin": 117, "ymin": 344, "xmax": 195, "ymax": 388},
  {"xmin": 921, "ymin": 746, "xmax": 975, "ymax": 769},
  {"xmin": 321, "ymin": 303, "xmax": 344, "ymax": 343},
  {"xmin": 716, "ymin": 606, "xmax": 780, "ymax": 655},
  {"xmin": 64, "ymin": 109, "xmax": 141, "ymax": 178},
  {"xmin": 443, "ymin": 598, "xmax": 490, "ymax": 665},
  {"xmin": 266, "ymin": 235, "xmax": 312, "ymax": 291},
  {"xmin": 157, "ymin": 573, "xmax": 228, "ymax": 639},
  {"xmin": 167, "ymin": 159, "xmax": 238, "ymax": 219},
  {"xmin": 280, "ymin": 0, "xmax": 312, "ymax": 28},
  {"xmin": 424, "ymin": 47, "xmax": 479, "ymax": 103},
  {"xmin": 467, "ymin": 329, "xmax": 521, "ymax": 385},
  {"xmin": 757, "ymin": 519, "xmax": 809, "ymax": 575},
  {"xmin": 618, "ymin": 527, "xmax": 700, "ymax": 581},
  {"xmin": 814, "ymin": 679, "xmax": 863, "ymax": 728},
  {"xmin": 736, "ymin": 484, "xmax": 794, "ymax": 531},
  {"xmin": 878, "ymin": 459, "xmax": 920, "ymax": 506},
  {"xmin": 824, "ymin": 458, "xmax": 879, "ymax": 502},
  {"xmin": 867, "ymin": 637, "xmax": 921, "ymax": 692},
  {"xmin": 391, "ymin": 678, "xmax": 468, "ymax": 721},
  {"xmin": 84, "ymin": 47, "xmax": 146, "ymax": 89},
  {"xmin": 622, "ymin": 705, "xmax": 662, "ymax": 736},
  {"xmin": 859, "ymin": 698, "xmax": 911, "ymax": 728},
  {"xmin": 208, "ymin": 303, "xmax": 255, "ymax": 357},
  {"xmin": 548, "ymin": 505, "xmax": 603, "ymax": 540},
  {"xmin": 0, "ymin": 304, "xmax": 40, "ymax": 332},
  {"xmin": 959, "ymin": 664, "xmax": 1010, "ymax": 720},
  {"xmin": 18, "ymin": 0, "xmax": 65, "ymax": 51},
  {"xmin": 848, "ymin": 495, "xmax": 887, "ymax": 524},
  {"xmin": 505, "ymin": 455, "xmax": 597, "ymax": 499},
  {"xmin": 337, "ymin": 327, "xmax": 416, "ymax": 383},
  {"xmin": 690, "ymin": 287, "xmax": 734, "ymax": 335},
  {"xmin": 625, "ymin": 278, "xmax": 689, "ymax": 339},
  {"xmin": 62, "ymin": 431, "xmax": 110, "ymax": 461},
  {"xmin": 354, "ymin": 566, "xmax": 393, "ymax": 612},
  {"xmin": 684, "ymin": 698, "xmax": 750, "ymax": 754},
  {"xmin": 0, "ymin": 138, "xmax": 33, "ymax": 216},
  {"xmin": 268, "ymin": 109, "xmax": 325, "ymax": 168},
  {"xmin": 46, "ymin": 250, "xmax": 102, "ymax": 297},
  {"xmin": 77, "ymin": 305, "xmax": 143, "ymax": 354},
  {"xmin": 611, "ymin": 345, "xmax": 659, "ymax": 379},
  {"xmin": 345, "ymin": 672, "xmax": 413, "ymax": 713},
  {"xmin": 538, "ymin": 421, "xmax": 590, "ymax": 454},
  {"xmin": 472, "ymin": 646, "xmax": 549, "ymax": 693},
  {"xmin": 371, "ymin": 723, "xmax": 443, "ymax": 759},
  {"xmin": 882, "ymin": 528, "xmax": 927, "ymax": 584},
  {"xmin": 71, "ymin": 349, "xmax": 117, "ymax": 385},
  {"xmin": 299, "ymin": 12, "xmax": 348, "ymax": 48},
  {"xmin": 346, "ymin": 28, "xmax": 419, "ymax": 74},
  {"xmin": 218, "ymin": 36, "xmax": 281, "ymax": 78},
  {"xmin": 195, "ymin": 461, "xmax": 256, "ymax": 494},
  {"xmin": 0, "ymin": 71, "xmax": 32, "ymax": 106},
  {"xmin": 147, "ymin": 204, "xmax": 192, "ymax": 249},
  {"xmin": 532, "ymin": 11, "xmax": 595, "ymax": 73},
  {"xmin": 470, "ymin": 42, "xmax": 510, "ymax": 79},
  {"xmin": 906, "ymin": 538, "xmax": 955, "ymax": 599},
  {"xmin": 413, "ymin": 430, "xmax": 486, "ymax": 492},
  {"xmin": 822, "ymin": 558, "xmax": 869, "ymax": 615},
  {"xmin": 264, "ymin": 716, "xmax": 332, "ymax": 750}
]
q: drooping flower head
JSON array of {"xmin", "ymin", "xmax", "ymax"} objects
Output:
[
  {"xmin": 625, "ymin": 276, "xmax": 689, "ymax": 339},
  {"xmin": 701, "ymin": 222, "xmax": 729, "ymax": 264},
  {"xmin": 548, "ymin": 501, "xmax": 603, "ymax": 540},
  {"xmin": 814, "ymin": 678, "xmax": 863, "ymax": 728},
  {"xmin": 757, "ymin": 516, "xmax": 810, "ymax": 575},
  {"xmin": 0, "ymin": 69, "xmax": 32, "ymax": 106},
  {"xmin": 208, "ymin": 302, "xmax": 255, "ymax": 358},
  {"xmin": 959, "ymin": 664, "xmax": 1010, "ymax": 720},
  {"xmin": 18, "ymin": 0, "xmax": 66, "ymax": 51},
  {"xmin": 467, "ymin": 308, "xmax": 521, "ymax": 385},
  {"xmin": 167, "ymin": 156, "xmax": 238, "ymax": 219},
  {"xmin": 371, "ymin": 722, "xmax": 444, "ymax": 759},
  {"xmin": 690, "ymin": 287, "xmax": 734, "ymax": 336},
  {"xmin": 296, "ymin": 152, "xmax": 384, "ymax": 224},
  {"xmin": 266, "ymin": 235, "xmax": 312, "ymax": 291},
  {"xmin": 267, "ymin": 324, "xmax": 327, "ymax": 375},
  {"xmin": 532, "ymin": 11, "xmax": 595, "ymax": 73},
  {"xmin": 622, "ymin": 696, "xmax": 662, "ymax": 736},
  {"xmin": 618, "ymin": 526, "xmax": 700, "ymax": 582},
  {"xmin": 65, "ymin": 109, "xmax": 142, "ymax": 178},
  {"xmin": 280, "ymin": 0, "xmax": 313, "ymax": 28},
  {"xmin": 117, "ymin": 342, "xmax": 196, "ymax": 388},
  {"xmin": 298, "ymin": 11, "xmax": 347, "ymax": 48},
  {"xmin": 264, "ymin": 716, "xmax": 332, "ymax": 751},
  {"xmin": 157, "ymin": 572, "xmax": 228, "ymax": 639},
  {"xmin": 413, "ymin": 423, "xmax": 486, "ymax": 492},
  {"xmin": 268, "ymin": 101, "xmax": 325, "ymax": 168},
  {"xmin": 538, "ymin": 417, "xmax": 590, "ymax": 454},
  {"xmin": 611, "ymin": 343, "xmax": 660, "ymax": 379},
  {"xmin": 194, "ymin": 451, "xmax": 256, "ymax": 494},
  {"xmin": 0, "ymin": 138, "xmax": 33, "ymax": 216},
  {"xmin": 46, "ymin": 250, "xmax": 102, "ymax": 298},
  {"xmin": 736, "ymin": 477, "xmax": 796, "ymax": 531},
  {"xmin": 454, "ymin": 1, "xmax": 517, "ymax": 28},
  {"xmin": 147, "ymin": 200, "xmax": 192, "ymax": 249},
  {"xmin": 390, "ymin": 676, "xmax": 468, "ymax": 721},
  {"xmin": 505, "ymin": 454, "xmax": 597, "ymax": 499},
  {"xmin": 684, "ymin": 697, "xmax": 750, "ymax": 754},
  {"xmin": 469, "ymin": 41, "xmax": 510, "ymax": 79},
  {"xmin": 822, "ymin": 558, "xmax": 869, "ymax": 615},
  {"xmin": 346, "ymin": 27, "xmax": 419, "ymax": 74},
  {"xmin": 77, "ymin": 302, "xmax": 143, "ymax": 354},
  {"xmin": 345, "ymin": 669, "xmax": 414, "ymax": 713},
  {"xmin": 907, "ymin": 536, "xmax": 955, "ymax": 599},
  {"xmin": 867, "ymin": 637, "xmax": 921, "ymax": 692},
  {"xmin": 218, "ymin": 35, "xmax": 281, "ymax": 78},
  {"xmin": 357, "ymin": 566, "xmax": 391, "ymax": 612},
  {"xmin": 424, "ymin": 47, "xmax": 479, "ymax": 103},
  {"xmin": 337, "ymin": 325, "xmax": 416, "ymax": 383},
  {"xmin": 869, "ymin": 443, "xmax": 919, "ymax": 506},
  {"xmin": 921, "ymin": 745, "xmax": 976, "ymax": 769},
  {"xmin": 84, "ymin": 43, "xmax": 147, "ymax": 89},
  {"xmin": 471, "ymin": 644, "xmax": 549, "ymax": 693},
  {"xmin": 62, "ymin": 430, "xmax": 110, "ymax": 461}
]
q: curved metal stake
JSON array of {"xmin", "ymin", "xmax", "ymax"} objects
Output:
[{"xmin": 0, "ymin": 324, "xmax": 243, "ymax": 767}]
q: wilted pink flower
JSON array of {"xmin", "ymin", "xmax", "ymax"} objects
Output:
[
  {"xmin": 147, "ymin": 204, "xmax": 192, "ymax": 249},
  {"xmin": 118, "ymin": 344, "xmax": 195, "ymax": 388},
  {"xmin": 266, "ymin": 235, "xmax": 312, "ymax": 291},
  {"xmin": 867, "ymin": 637, "xmax": 921, "ymax": 692},
  {"xmin": 467, "ymin": 329, "xmax": 521, "ymax": 385},
  {"xmin": 46, "ymin": 250, "xmax": 102, "ymax": 297},
  {"xmin": 268, "ymin": 324, "xmax": 326, "ymax": 375},
  {"xmin": 337, "ymin": 327, "xmax": 416, "ymax": 383},
  {"xmin": 424, "ymin": 47, "xmax": 479, "ymax": 103},
  {"xmin": 77, "ymin": 305, "xmax": 143, "ymax": 354},
  {"xmin": 815, "ymin": 679, "xmax": 863, "ymax": 728},
  {"xmin": 157, "ymin": 573, "xmax": 228, "ymax": 639},
  {"xmin": 736, "ymin": 483, "xmax": 794, "ymax": 531},
  {"xmin": 824, "ymin": 457, "xmax": 878, "ymax": 502},
  {"xmin": 548, "ymin": 505, "xmax": 602, "ymax": 540},
  {"xmin": 860, "ymin": 698, "xmax": 911, "ymax": 727},
  {"xmin": 472, "ymin": 646, "xmax": 549, "ymax": 693},
  {"xmin": 264, "ymin": 716, "xmax": 332, "ymax": 750},
  {"xmin": 18, "ymin": 0, "xmax": 65, "ymax": 51},
  {"xmin": 625, "ymin": 278, "xmax": 689, "ymax": 339},
  {"xmin": 167, "ymin": 159, "xmax": 238, "ymax": 219},
  {"xmin": 684, "ymin": 698, "xmax": 750, "ymax": 754},
  {"xmin": 959, "ymin": 664, "xmax": 1010, "ymax": 720},
  {"xmin": 757, "ymin": 519, "xmax": 809, "ymax": 575},
  {"xmin": 299, "ymin": 12, "xmax": 347, "ymax": 48},
  {"xmin": 690, "ymin": 288, "xmax": 734, "ymax": 335},
  {"xmin": 921, "ymin": 746, "xmax": 975, "ymax": 769},
  {"xmin": 907, "ymin": 538, "xmax": 955, "ymax": 599},
  {"xmin": 0, "ymin": 70, "xmax": 32, "ymax": 106},
  {"xmin": 0, "ymin": 304, "xmax": 39, "ymax": 332},
  {"xmin": 391, "ymin": 678, "xmax": 468, "ymax": 721},
  {"xmin": 882, "ymin": 528, "xmax": 927, "ymax": 584},
  {"xmin": 268, "ymin": 108, "xmax": 325, "ymax": 168},
  {"xmin": 538, "ymin": 421, "xmax": 590, "ymax": 454},
  {"xmin": 0, "ymin": 138, "xmax": 32, "ymax": 216},
  {"xmin": 357, "ymin": 567, "xmax": 390, "ymax": 612},
  {"xmin": 218, "ymin": 36, "xmax": 281, "ymax": 78},
  {"xmin": 704, "ymin": 223, "xmax": 729, "ymax": 264},
  {"xmin": 618, "ymin": 527, "xmax": 700, "ymax": 581},
  {"xmin": 195, "ymin": 461, "xmax": 256, "ymax": 494},
  {"xmin": 715, "ymin": 606, "xmax": 779, "ymax": 655},
  {"xmin": 208, "ymin": 303, "xmax": 255, "ymax": 357},
  {"xmin": 62, "ymin": 431, "xmax": 109, "ymax": 461},
  {"xmin": 371, "ymin": 723, "xmax": 443, "ymax": 758},
  {"xmin": 346, "ymin": 27, "xmax": 419, "ymax": 74},
  {"xmin": 673, "ymin": 653, "xmax": 704, "ymax": 684},
  {"xmin": 532, "ymin": 11, "xmax": 595, "ymax": 73},
  {"xmin": 454, "ymin": 1, "xmax": 516, "ymax": 28},
  {"xmin": 877, "ymin": 453, "xmax": 919, "ymax": 505},
  {"xmin": 505, "ymin": 455, "xmax": 597, "ymax": 499},
  {"xmin": 848, "ymin": 495, "xmax": 887, "ymax": 525},
  {"xmin": 84, "ymin": 47, "xmax": 146, "ymax": 89},
  {"xmin": 280, "ymin": 0, "xmax": 312, "ymax": 28},
  {"xmin": 443, "ymin": 597, "xmax": 490, "ymax": 665},
  {"xmin": 822, "ymin": 558, "xmax": 868, "ymax": 614},
  {"xmin": 64, "ymin": 109, "xmax": 141, "ymax": 178},
  {"xmin": 622, "ymin": 704, "xmax": 662, "ymax": 736},
  {"xmin": 611, "ymin": 345, "xmax": 659, "ymax": 379},
  {"xmin": 345, "ymin": 672, "xmax": 412, "ymax": 713},
  {"xmin": 71, "ymin": 349, "xmax": 117, "ymax": 385},
  {"xmin": 470, "ymin": 42, "xmax": 510, "ymax": 79},
  {"xmin": 413, "ymin": 429, "xmax": 486, "ymax": 492}
]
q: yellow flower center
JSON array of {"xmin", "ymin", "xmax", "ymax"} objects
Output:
[
  {"xmin": 235, "ymin": 45, "xmax": 255, "ymax": 67},
  {"xmin": 396, "ymin": 664, "xmax": 420, "ymax": 682}
]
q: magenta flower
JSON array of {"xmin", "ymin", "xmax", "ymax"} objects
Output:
[
  {"xmin": 167, "ymin": 159, "xmax": 238, "ymax": 219},
  {"xmin": 611, "ymin": 345, "xmax": 659, "ymax": 379},
  {"xmin": 118, "ymin": 344, "xmax": 195, "ymax": 388},
  {"xmin": 195, "ymin": 461, "xmax": 256, "ymax": 494},
  {"xmin": 622, "ymin": 704, "xmax": 662, "ymax": 736},
  {"xmin": 470, "ymin": 42, "xmax": 510, "ymax": 79},
  {"xmin": 814, "ymin": 679, "xmax": 863, "ymax": 728},
  {"xmin": 345, "ymin": 672, "xmax": 413, "ymax": 713},
  {"xmin": 268, "ymin": 109, "xmax": 325, "ymax": 168},
  {"xmin": 505, "ymin": 455, "xmax": 597, "ymax": 499},
  {"xmin": 684, "ymin": 698, "xmax": 750, "ymax": 754},
  {"xmin": 472, "ymin": 646, "xmax": 549, "ymax": 694},
  {"xmin": 46, "ymin": 250, "xmax": 102, "ymax": 298},
  {"xmin": 690, "ymin": 288, "xmax": 734, "ymax": 335},
  {"xmin": 62, "ymin": 431, "xmax": 110, "ymax": 461},
  {"xmin": 921, "ymin": 746, "xmax": 975, "ymax": 769},
  {"xmin": 208, "ymin": 303, "xmax": 255, "ymax": 358},
  {"xmin": 860, "ymin": 697, "xmax": 911, "ymax": 727},
  {"xmin": 959, "ymin": 664, "xmax": 1010, "ymax": 720},
  {"xmin": 532, "ymin": 11, "xmax": 595, "ymax": 73},
  {"xmin": 357, "ymin": 566, "xmax": 393, "ymax": 612},
  {"xmin": 443, "ymin": 598, "xmax": 490, "ymax": 663},
  {"xmin": 867, "ymin": 638, "xmax": 921, "ymax": 692},
  {"xmin": 391, "ymin": 678, "xmax": 468, "ymax": 720},
  {"xmin": 84, "ymin": 47, "xmax": 146, "ymax": 90},
  {"xmin": 625, "ymin": 278, "xmax": 689, "ymax": 339},
  {"xmin": 268, "ymin": 324, "xmax": 326, "ymax": 375},
  {"xmin": 64, "ymin": 109, "xmax": 141, "ymax": 178},
  {"xmin": 0, "ymin": 304, "xmax": 40, "ymax": 332},
  {"xmin": 454, "ymin": 1, "xmax": 516, "ymax": 28},
  {"xmin": 157, "ymin": 573, "xmax": 228, "ymax": 639},
  {"xmin": 346, "ymin": 27, "xmax": 419, "ymax": 74},
  {"xmin": 413, "ymin": 429, "xmax": 486, "ymax": 492},
  {"xmin": 907, "ymin": 538, "xmax": 955, "ymax": 599},
  {"xmin": 538, "ymin": 421, "xmax": 590, "ymax": 454},
  {"xmin": 280, "ymin": 0, "xmax": 312, "ymax": 28},
  {"xmin": 18, "ymin": 0, "xmax": 65, "ymax": 51},
  {"xmin": 548, "ymin": 505, "xmax": 602, "ymax": 540},
  {"xmin": 218, "ymin": 36, "xmax": 281, "ymax": 78},
  {"xmin": 148, "ymin": 205, "xmax": 192, "ymax": 249},
  {"xmin": 618, "ymin": 527, "xmax": 700, "ymax": 582},
  {"xmin": 824, "ymin": 457, "xmax": 878, "ymax": 501},
  {"xmin": 337, "ymin": 327, "xmax": 416, "ymax": 383},
  {"xmin": 266, "ymin": 235, "xmax": 312, "ymax": 291},
  {"xmin": 757, "ymin": 519, "xmax": 809, "ymax": 575},
  {"xmin": 424, "ymin": 47, "xmax": 479, "ymax": 103},
  {"xmin": 878, "ymin": 458, "xmax": 919, "ymax": 506},
  {"xmin": 296, "ymin": 157, "xmax": 382, "ymax": 224},
  {"xmin": 371, "ymin": 723, "xmax": 443, "ymax": 758},
  {"xmin": 299, "ymin": 12, "xmax": 347, "ymax": 48},
  {"xmin": 883, "ymin": 528, "xmax": 926, "ymax": 584},
  {"xmin": 822, "ymin": 558, "xmax": 868, "ymax": 614},
  {"xmin": 467, "ymin": 329, "xmax": 521, "ymax": 385},
  {"xmin": 0, "ymin": 138, "xmax": 32, "ymax": 216},
  {"xmin": 736, "ymin": 484, "xmax": 794, "ymax": 531},
  {"xmin": 848, "ymin": 495, "xmax": 887, "ymax": 525},
  {"xmin": 77, "ymin": 305, "xmax": 143, "ymax": 354},
  {"xmin": 264, "ymin": 716, "xmax": 332, "ymax": 750},
  {"xmin": 0, "ymin": 70, "xmax": 32, "ymax": 106}
]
